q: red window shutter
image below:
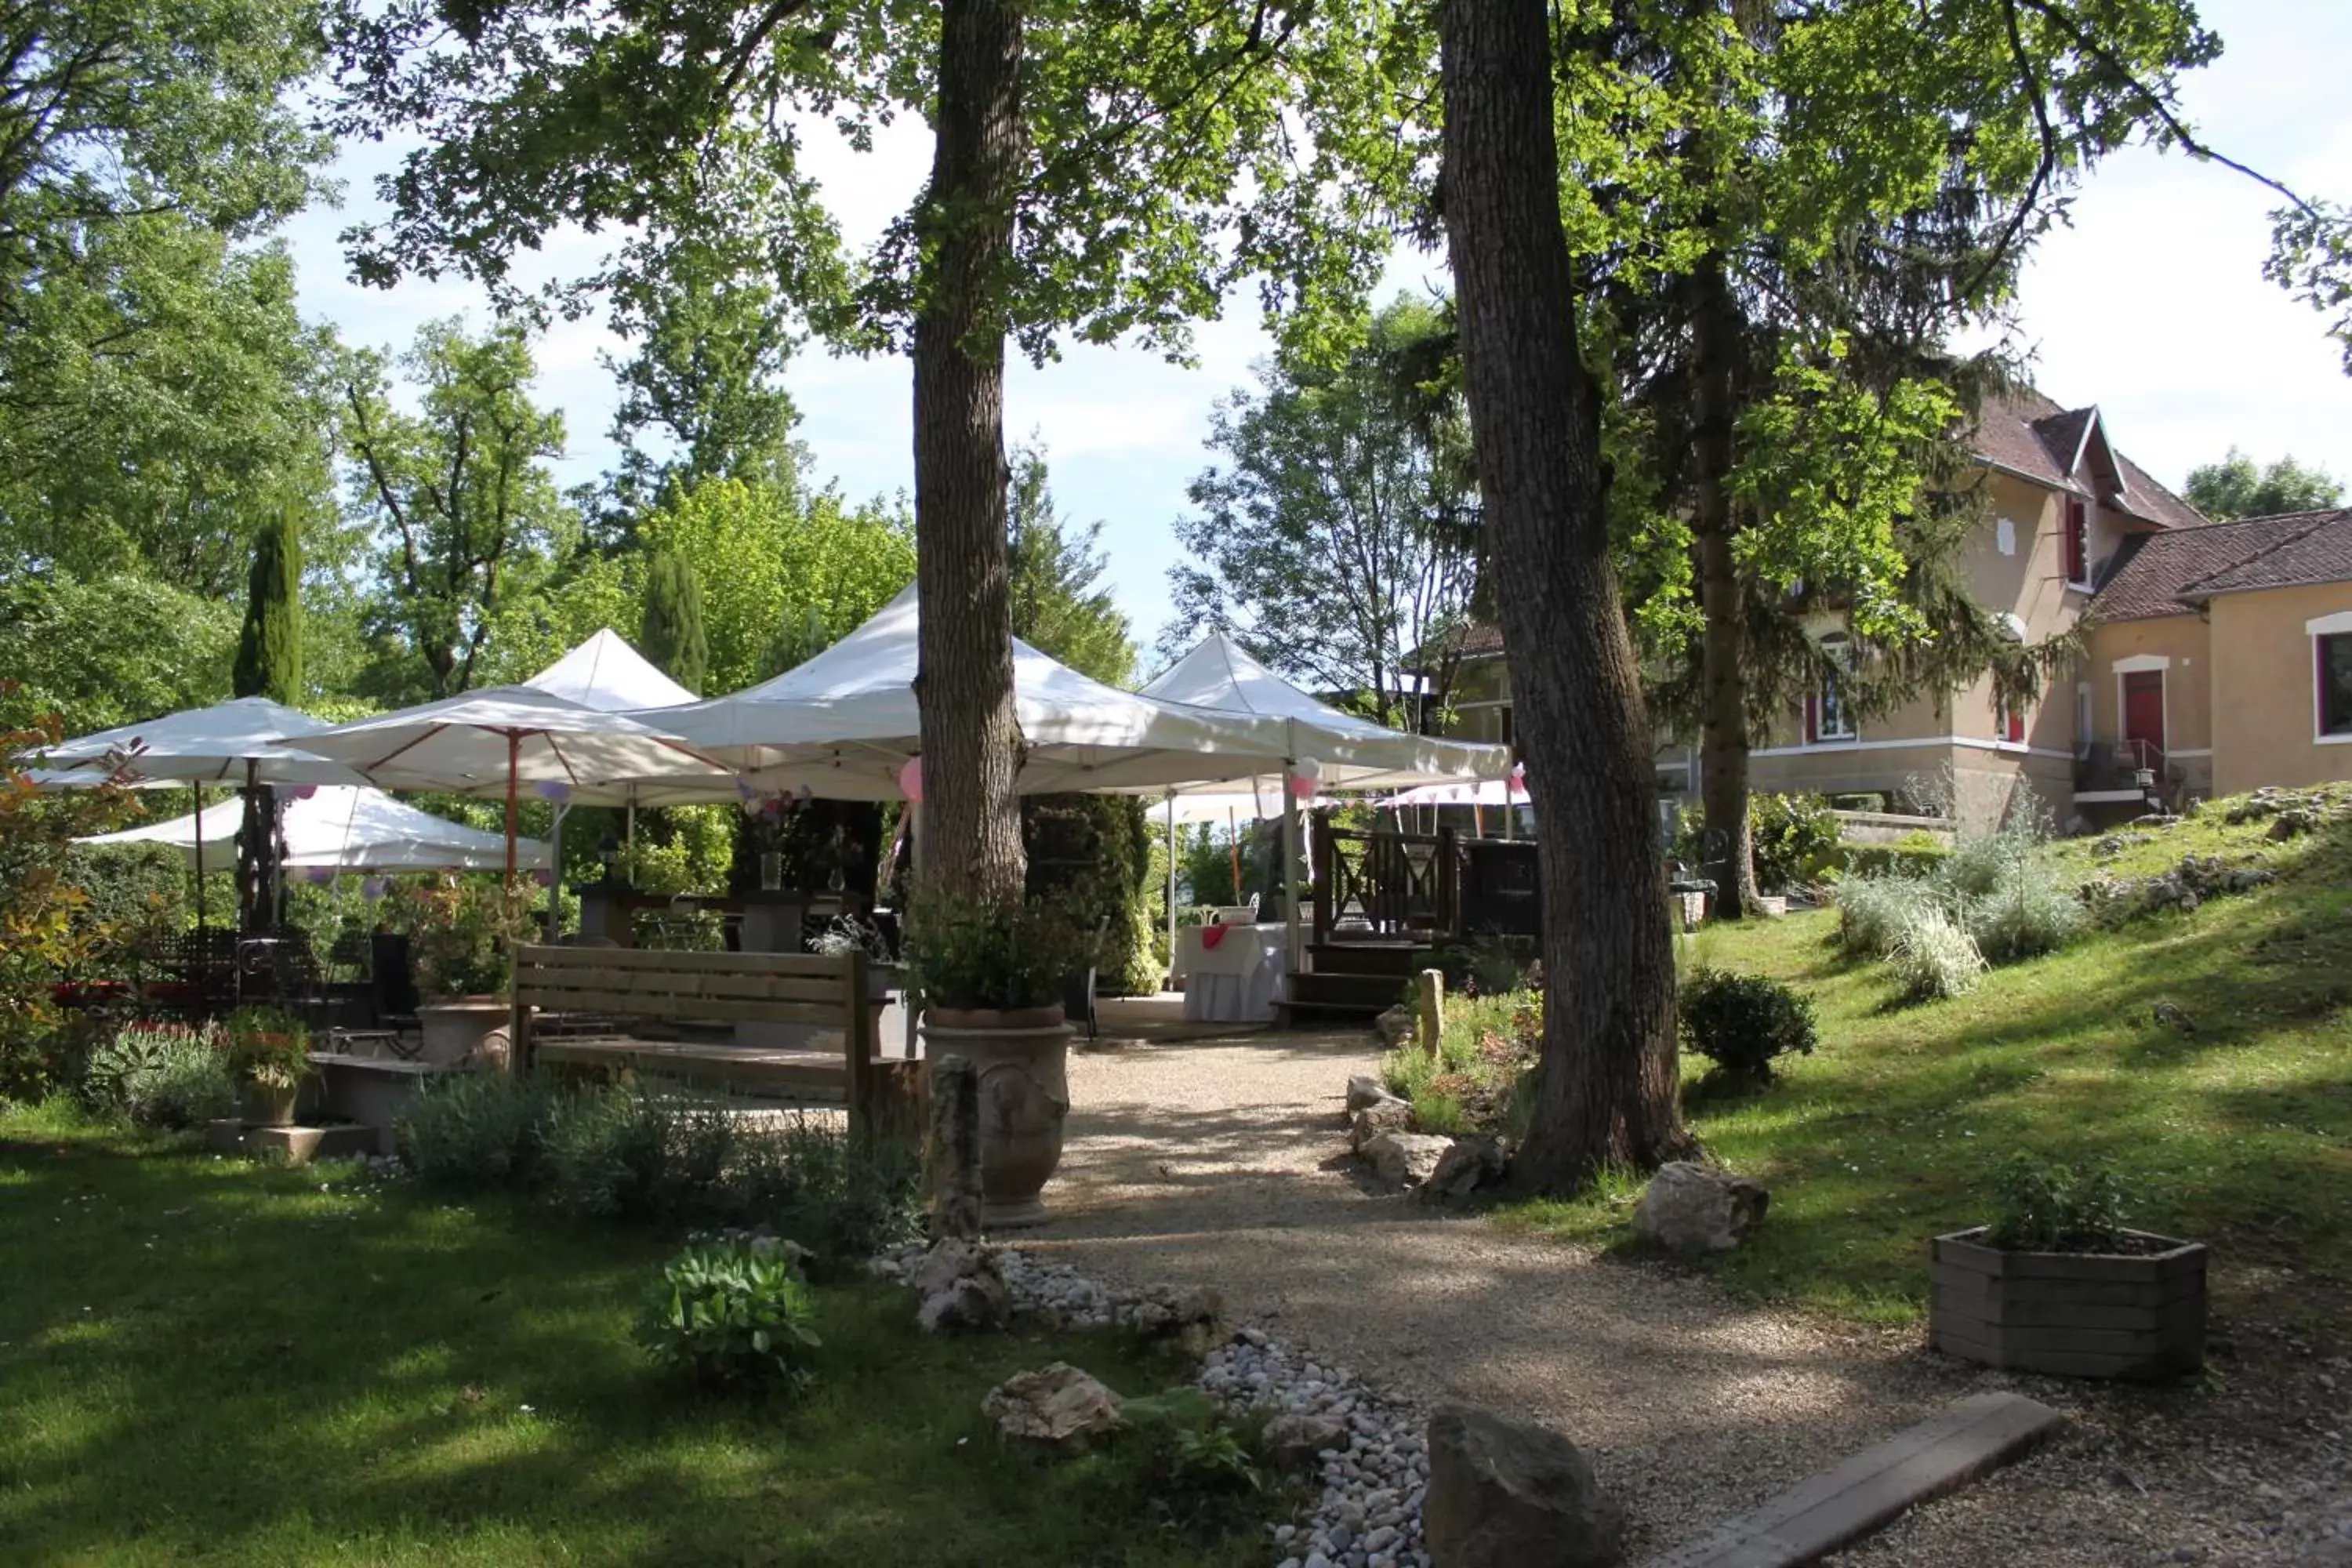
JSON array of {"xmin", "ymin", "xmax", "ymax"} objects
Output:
[
  {"xmin": 1805, "ymin": 691, "xmax": 1819, "ymax": 744},
  {"xmin": 2063, "ymin": 500, "xmax": 2088, "ymax": 583},
  {"xmin": 2007, "ymin": 706, "xmax": 2025, "ymax": 744}
]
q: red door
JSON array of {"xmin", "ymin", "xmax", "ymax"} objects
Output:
[{"xmin": 2122, "ymin": 671, "xmax": 2165, "ymax": 768}]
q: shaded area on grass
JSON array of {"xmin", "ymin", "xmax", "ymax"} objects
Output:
[
  {"xmin": 0, "ymin": 1115, "xmax": 1269, "ymax": 1567},
  {"xmin": 1501, "ymin": 808, "xmax": 2352, "ymax": 1338}
]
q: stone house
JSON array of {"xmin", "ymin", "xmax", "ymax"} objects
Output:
[{"xmin": 1431, "ymin": 391, "xmax": 2352, "ymax": 827}]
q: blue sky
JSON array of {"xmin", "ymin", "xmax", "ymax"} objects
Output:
[{"xmin": 284, "ymin": 0, "xmax": 2352, "ymax": 659}]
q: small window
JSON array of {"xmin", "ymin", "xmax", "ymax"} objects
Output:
[
  {"xmin": 1995, "ymin": 693, "xmax": 2027, "ymax": 746},
  {"xmin": 2074, "ymin": 683, "xmax": 2093, "ymax": 759},
  {"xmin": 2063, "ymin": 499, "xmax": 2089, "ymax": 586},
  {"xmin": 1995, "ymin": 517, "xmax": 2016, "ymax": 557},
  {"xmin": 2321, "ymin": 635, "xmax": 2352, "ymax": 738},
  {"xmin": 1808, "ymin": 635, "xmax": 1857, "ymax": 743}
]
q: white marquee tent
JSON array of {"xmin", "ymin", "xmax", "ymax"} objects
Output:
[
  {"xmin": 524, "ymin": 629, "xmax": 699, "ymax": 712},
  {"xmin": 77, "ymin": 786, "xmax": 551, "ymax": 873},
  {"xmin": 1139, "ymin": 633, "xmax": 1510, "ymax": 795},
  {"xmin": 643, "ymin": 586, "xmax": 1308, "ymax": 798}
]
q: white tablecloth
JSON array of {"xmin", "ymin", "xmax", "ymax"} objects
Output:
[{"xmin": 1172, "ymin": 923, "xmax": 1288, "ymax": 1023}]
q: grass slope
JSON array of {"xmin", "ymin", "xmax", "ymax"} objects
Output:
[
  {"xmin": 1504, "ymin": 798, "xmax": 2352, "ymax": 1334},
  {"xmin": 0, "ymin": 1112, "xmax": 1262, "ymax": 1567}
]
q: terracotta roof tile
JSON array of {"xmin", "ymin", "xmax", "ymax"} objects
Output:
[
  {"xmin": 2089, "ymin": 510, "xmax": 2352, "ymax": 621},
  {"xmin": 1970, "ymin": 390, "xmax": 2209, "ymax": 532},
  {"xmin": 2179, "ymin": 508, "xmax": 2352, "ymax": 599}
]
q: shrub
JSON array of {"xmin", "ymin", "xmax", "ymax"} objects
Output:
[
  {"xmin": 397, "ymin": 1069, "xmax": 553, "ymax": 1187},
  {"xmin": 1836, "ymin": 831, "xmax": 1952, "ymax": 880},
  {"xmin": 539, "ymin": 1084, "xmax": 683, "ymax": 1218},
  {"xmin": 729, "ymin": 1118, "xmax": 926, "ymax": 1264},
  {"xmin": 903, "ymin": 892, "xmax": 1086, "ymax": 1011},
  {"xmin": 1887, "ymin": 906, "xmax": 1987, "ymax": 1000},
  {"xmin": 1671, "ymin": 793, "xmax": 1842, "ymax": 892},
  {"xmin": 1961, "ymin": 856, "xmax": 2085, "ymax": 964},
  {"xmin": 1678, "ymin": 968, "xmax": 1818, "ymax": 1083},
  {"xmin": 223, "ymin": 1004, "xmax": 311, "ymax": 1091},
  {"xmin": 635, "ymin": 1236, "xmax": 821, "ymax": 1395},
  {"xmin": 82, "ymin": 1022, "xmax": 236, "ymax": 1129},
  {"xmin": 1833, "ymin": 873, "xmax": 1940, "ymax": 958},
  {"xmin": 1430, "ymin": 934, "xmax": 1538, "ymax": 998},
  {"xmin": 1986, "ymin": 1155, "xmax": 2129, "ymax": 1252}
]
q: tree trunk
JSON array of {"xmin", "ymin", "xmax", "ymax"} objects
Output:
[
  {"xmin": 911, "ymin": 0, "xmax": 1028, "ymax": 908},
  {"xmin": 1437, "ymin": 0, "xmax": 1693, "ymax": 1192},
  {"xmin": 1689, "ymin": 253, "xmax": 1762, "ymax": 919}
]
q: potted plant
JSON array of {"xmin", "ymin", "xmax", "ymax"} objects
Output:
[
  {"xmin": 394, "ymin": 878, "xmax": 526, "ymax": 1068},
  {"xmin": 225, "ymin": 1005, "xmax": 313, "ymax": 1126},
  {"xmin": 907, "ymin": 894, "xmax": 1084, "ymax": 1228},
  {"xmin": 1931, "ymin": 1155, "xmax": 2206, "ymax": 1381}
]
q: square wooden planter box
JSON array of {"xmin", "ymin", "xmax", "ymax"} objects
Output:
[{"xmin": 1930, "ymin": 1227, "xmax": 2206, "ymax": 1381}]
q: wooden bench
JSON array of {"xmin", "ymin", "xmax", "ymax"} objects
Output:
[{"xmin": 508, "ymin": 945, "xmax": 920, "ymax": 1142}]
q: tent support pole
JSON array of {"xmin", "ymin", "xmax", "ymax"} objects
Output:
[
  {"xmin": 191, "ymin": 783, "xmax": 205, "ymax": 934},
  {"xmin": 546, "ymin": 802, "xmax": 568, "ymax": 941},
  {"xmin": 1164, "ymin": 793, "xmax": 1177, "ymax": 993},
  {"xmin": 1283, "ymin": 720, "xmax": 1304, "ymax": 982}
]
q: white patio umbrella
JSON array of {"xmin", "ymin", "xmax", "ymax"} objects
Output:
[
  {"xmin": 288, "ymin": 688, "xmax": 733, "ymax": 880},
  {"xmin": 77, "ymin": 786, "xmax": 552, "ymax": 873},
  {"xmin": 35, "ymin": 695, "xmax": 370, "ymax": 789},
  {"xmin": 37, "ymin": 695, "xmax": 375, "ymax": 930}
]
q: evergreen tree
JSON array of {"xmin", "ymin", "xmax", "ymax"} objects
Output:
[
  {"xmin": 230, "ymin": 507, "xmax": 303, "ymax": 932},
  {"xmin": 1007, "ymin": 444, "xmax": 1135, "ymax": 686},
  {"xmin": 233, "ymin": 507, "xmax": 304, "ymax": 704},
  {"xmin": 640, "ymin": 549, "xmax": 710, "ymax": 695}
]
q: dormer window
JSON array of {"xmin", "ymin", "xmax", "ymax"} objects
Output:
[{"xmin": 2063, "ymin": 498, "xmax": 2090, "ymax": 588}]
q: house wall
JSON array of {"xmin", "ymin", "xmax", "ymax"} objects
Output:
[
  {"xmin": 2209, "ymin": 581, "xmax": 2352, "ymax": 794},
  {"xmin": 2080, "ymin": 612, "xmax": 2216, "ymax": 800}
]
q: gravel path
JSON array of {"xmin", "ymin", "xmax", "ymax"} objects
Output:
[{"xmin": 1029, "ymin": 1029, "xmax": 2352, "ymax": 1566}]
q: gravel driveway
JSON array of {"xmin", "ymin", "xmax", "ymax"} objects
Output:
[{"xmin": 1029, "ymin": 1029, "xmax": 2352, "ymax": 1566}]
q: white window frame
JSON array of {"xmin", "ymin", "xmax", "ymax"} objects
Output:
[
  {"xmin": 2074, "ymin": 682, "xmax": 2094, "ymax": 760},
  {"xmin": 2310, "ymin": 611, "xmax": 2352, "ymax": 745},
  {"xmin": 1811, "ymin": 634, "xmax": 1857, "ymax": 744}
]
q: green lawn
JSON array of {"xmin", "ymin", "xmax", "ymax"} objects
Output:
[
  {"xmin": 0, "ymin": 1109, "xmax": 1263, "ymax": 1567},
  {"xmin": 1503, "ymin": 800, "xmax": 2352, "ymax": 1334}
]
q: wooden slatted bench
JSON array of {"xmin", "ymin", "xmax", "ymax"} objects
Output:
[{"xmin": 509, "ymin": 945, "xmax": 920, "ymax": 1141}]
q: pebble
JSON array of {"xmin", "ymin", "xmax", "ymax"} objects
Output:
[{"xmin": 873, "ymin": 1239, "xmax": 1436, "ymax": 1567}]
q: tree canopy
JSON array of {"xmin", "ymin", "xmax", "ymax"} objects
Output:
[{"xmin": 2183, "ymin": 448, "xmax": 2346, "ymax": 521}]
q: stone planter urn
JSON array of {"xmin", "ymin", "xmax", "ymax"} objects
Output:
[
  {"xmin": 1930, "ymin": 1225, "xmax": 2207, "ymax": 1381},
  {"xmin": 919, "ymin": 1005, "xmax": 1073, "ymax": 1229},
  {"xmin": 416, "ymin": 999, "xmax": 513, "ymax": 1069},
  {"xmin": 238, "ymin": 1078, "xmax": 302, "ymax": 1127}
]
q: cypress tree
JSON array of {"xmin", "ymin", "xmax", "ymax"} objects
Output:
[
  {"xmin": 233, "ymin": 507, "xmax": 303, "ymax": 702},
  {"xmin": 641, "ymin": 549, "xmax": 709, "ymax": 695},
  {"xmin": 231, "ymin": 509, "xmax": 303, "ymax": 932}
]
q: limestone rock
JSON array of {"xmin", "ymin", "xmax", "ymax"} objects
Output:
[
  {"xmin": 1423, "ymin": 1404, "xmax": 1624, "ymax": 1568},
  {"xmin": 1630, "ymin": 1161, "xmax": 1769, "ymax": 1254},
  {"xmin": 1362, "ymin": 1131, "xmax": 1453, "ymax": 1188},
  {"xmin": 913, "ymin": 1237, "xmax": 1010, "ymax": 1332},
  {"xmin": 1349, "ymin": 1098, "xmax": 1416, "ymax": 1152},
  {"xmin": 982, "ymin": 1362, "xmax": 1125, "ymax": 1450},
  {"xmin": 1262, "ymin": 1412, "xmax": 1350, "ymax": 1473},
  {"xmin": 1422, "ymin": 1136, "xmax": 1508, "ymax": 1202},
  {"xmin": 1347, "ymin": 1074, "xmax": 1403, "ymax": 1113}
]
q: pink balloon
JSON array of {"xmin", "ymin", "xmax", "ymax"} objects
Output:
[
  {"xmin": 291, "ymin": 783, "xmax": 320, "ymax": 800},
  {"xmin": 1288, "ymin": 772, "xmax": 1318, "ymax": 804},
  {"xmin": 898, "ymin": 756, "xmax": 923, "ymax": 803}
]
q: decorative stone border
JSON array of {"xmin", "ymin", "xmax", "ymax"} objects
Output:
[{"xmin": 871, "ymin": 1241, "xmax": 1436, "ymax": 1568}]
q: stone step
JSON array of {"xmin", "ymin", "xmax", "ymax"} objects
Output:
[{"xmin": 1640, "ymin": 1392, "xmax": 2066, "ymax": 1568}]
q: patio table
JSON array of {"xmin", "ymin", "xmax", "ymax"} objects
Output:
[{"xmin": 1171, "ymin": 922, "xmax": 1287, "ymax": 1024}]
